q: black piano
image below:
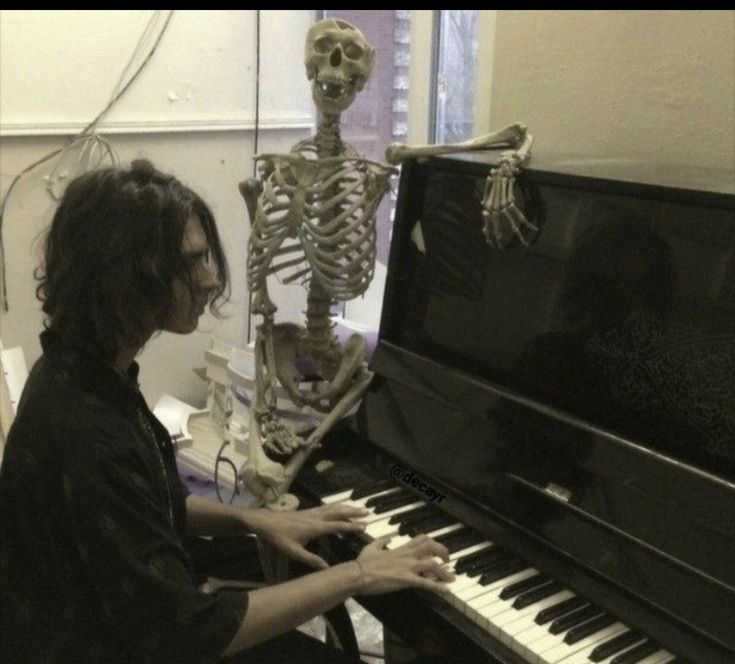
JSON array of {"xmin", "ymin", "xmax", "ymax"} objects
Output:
[{"xmin": 297, "ymin": 152, "xmax": 735, "ymax": 664}]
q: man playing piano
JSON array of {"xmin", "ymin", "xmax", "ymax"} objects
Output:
[{"xmin": 0, "ymin": 160, "xmax": 453, "ymax": 663}]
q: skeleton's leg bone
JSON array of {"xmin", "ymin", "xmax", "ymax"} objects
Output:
[
  {"xmin": 272, "ymin": 323, "xmax": 306, "ymax": 398},
  {"xmin": 385, "ymin": 123, "xmax": 527, "ymax": 165},
  {"xmin": 245, "ymin": 320, "xmax": 291, "ymax": 474},
  {"xmin": 243, "ymin": 397, "xmax": 286, "ymax": 502},
  {"xmin": 248, "ymin": 319, "xmax": 306, "ymax": 457},
  {"xmin": 292, "ymin": 333, "xmax": 367, "ymax": 410},
  {"xmin": 270, "ymin": 368, "xmax": 374, "ymax": 503}
]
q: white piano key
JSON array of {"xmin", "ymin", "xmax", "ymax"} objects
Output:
[
  {"xmin": 463, "ymin": 568, "xmax": 537, "ymax": 614},
  {"xmin": 364, "ymin": 517, "xmax": 402, "ymax": 539},
  {"xmin": 454, "ymin": 580, "xmax": 495, "ymax": 605},
  {"xmin": 380, "ymin": 519, "xmax": 465, "ymax": 549},
  {"xmin": 636, "ymin": 652, "xmax": 677, "ymax": 664},
  {"xmin": 445, "ymin": 572, "xmax": 484, "ymax": 602},
  {"xmin": 640, "ymin": 650, "xmax": 676, "ymax": 664},
  {"xmin": 531, "ymin": 621, "xmax": 626, "ymax": 664},
  {"xmin": 589, "ymin": 637, "xmax": 650, "ymax": 664},
  {"xmin": 453, "ymin": 568, "xmax": 517, "ymax": 604},
  {"xmin": 496, "ymin": 590, "xmax": 575, "ymax": 644},
  {"xmin": 516, "ymin": 623, "xmax": 570, "ymax": 664},
  {"xmin": 321, "ymin": 489, "xmax": 354, "ymax": 504},
  {"xmin": 354, "ymin": 500, "xmax": 427, "ymax": 525},
  {"xmin": 376, "ymin": 517, "xmax": 462, "ymax": 549},
  {"xmin": 328, "ymin": 487, "xmax": 401, "ymax": 508},
  {"xmin": 449, "ymin": 541, "xmax": 492, "ymax": 562},
  {"xmin": 541, "ymin": 622, "xmax": 628, "ymax": 664},
  {"xmin": 424, "ymin": 522, "xmax": 464, "ymax": 540},
  {"xmin": 463, "ymin": 568, "xmax": 538, "ymax": 625},
  {"xmin": 320, "ymin": 481, "xmax": 664, "ymax": 664},
  {"xmin": 513, "ymin": 604, "xmax": 601, "ymax": 661},
  {"xmin": 385, "ymin": 534, "xmax": 413, "ymax": 548}
]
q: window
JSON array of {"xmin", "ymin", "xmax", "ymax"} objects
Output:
[
  {"xmin": 432, "ymin": 10, "xmax": 480, "ymax": 143},
  {"xmin": 317, "ymin": 11, "xmax": 486, "ymax": 330},
  {"xmin": 316, "ymin": 10, "xmax": 409, "ymax": 329}
]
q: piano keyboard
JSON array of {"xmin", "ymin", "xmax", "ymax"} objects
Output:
[{"xmin": 321, "ymin": 483, "xmax": 686, "ymax": 664}]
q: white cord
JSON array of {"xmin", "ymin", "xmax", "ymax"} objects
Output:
[{"xmin": 0, "ymin": 10, "xmax": 174, "ymax": 310}]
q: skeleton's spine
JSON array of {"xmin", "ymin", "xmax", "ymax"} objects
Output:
[
  {"xmin": 305, "ymin": 283, "xmax": 335, "ymax": 355},
  {"xmin": 304, "ymin": 113, "xmax": 344, "ymax": 355}
]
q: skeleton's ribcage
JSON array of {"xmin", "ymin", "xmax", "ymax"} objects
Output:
[{"xmin": 247, "ymin": 156, "xmax": 389, "ymax": 301}]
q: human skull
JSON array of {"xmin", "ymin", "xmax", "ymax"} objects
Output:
[{"xmin": 305, "ymin": 18, "xmax": 375, "ymax": 115}]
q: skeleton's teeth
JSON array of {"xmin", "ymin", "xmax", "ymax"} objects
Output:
[{"xmin": 319, "ymin": 81, "xmax": 345, "ymax": 98}]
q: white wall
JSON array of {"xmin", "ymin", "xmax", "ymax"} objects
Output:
[
  {"xmin": 2, "ymin": 10, "xmax": 732, "ymax": 409},
  {"xmin": 0, "ymin": 10, "xmax": 315, "ymax": 407},
  {"xmin": 488, "ymin": 10, "xmax": 735, "ymax": 171}
]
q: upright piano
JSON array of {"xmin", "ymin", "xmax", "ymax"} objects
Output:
[{"xmin": 297, "ymin": 152, "xmax": 735, "ymax": 664}]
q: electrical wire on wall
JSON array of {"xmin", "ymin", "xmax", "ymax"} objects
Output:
[
  {"xmin": 0, "ymin": 10, "xmax": 174, "ymax": 312},
  {"xmin": 214, "ymin": 10, "xmax": 262, "ymax": 504},
  {"xmin": 246, "ymin": 10, "xmax": 262, "ymax": 347}
]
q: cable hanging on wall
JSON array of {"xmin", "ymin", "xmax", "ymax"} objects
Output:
[
  {"xmin": 246, "ymin": 9, "xmax": 262, "ymax": 346},
  {"xmin": 0, "ymin": 10, "xmax": 174, "ymax": 312}
]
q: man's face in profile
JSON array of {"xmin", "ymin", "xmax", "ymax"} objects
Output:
[{"xmin": 162, "ymin": 215, "xmax": 219, "ymax": 334}]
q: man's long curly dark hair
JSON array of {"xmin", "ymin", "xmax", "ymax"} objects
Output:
[{"xmin": 35, "ymin": 159, "xmax": 230, "ymax": 361}]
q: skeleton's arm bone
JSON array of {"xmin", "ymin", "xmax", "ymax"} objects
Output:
[
  {"xmin": 512, "ymin": 130, "xmax": 533, "ymax": 164},
  {"xmin": 385, "ymin": 122, "xmax": 528, "ymax": 165},
  {"xmin": 239, "ymin": 179, "xmax": 262, "ymax": 227}
]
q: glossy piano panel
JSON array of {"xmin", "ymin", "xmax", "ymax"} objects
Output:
[
  {"xmin": 361, "ymin": 153, "xmax": 735, "ymax": 660},
  {"xmin": 381, "ymin": 155, "xmax": 735, "ymax": 479},
  {"xmin": 361, "ymin": 343, "xmax": 735, "ymax": 657}
]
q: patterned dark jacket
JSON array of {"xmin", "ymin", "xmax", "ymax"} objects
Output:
[{"xmin": 0, "ymin": 331, "xmax": 244, "ymax": 663}]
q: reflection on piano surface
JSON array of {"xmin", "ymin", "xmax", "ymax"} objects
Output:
[{"xmin": 295, "ymin": 153, "xmax": 735, "ymax": 664}]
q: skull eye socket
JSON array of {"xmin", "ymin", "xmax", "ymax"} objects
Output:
[
  {"xmin": 314, "ymin": 37, "xmax": 334, "ymax": 54},
  {"xmin": 344, "ymin": 43, "xmax": 364, "ymax": 60}
]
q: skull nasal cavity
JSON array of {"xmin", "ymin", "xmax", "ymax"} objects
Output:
[{"xmin": 330, "ymin": 47, "xmax": 342, "ymax": 67}]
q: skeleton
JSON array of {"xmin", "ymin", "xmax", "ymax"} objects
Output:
[
  {"xmin": 386, "ymin": 122, "xmax": 535, "ymax": 248},
  {"xmin": 240, "ymin": 19, "xmax": 395, "ymax": 509}
]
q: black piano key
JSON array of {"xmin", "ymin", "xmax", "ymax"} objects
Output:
[
  {"xmin": 350, "ymin": 478, "xmax": 395, "ymax": 500},
  {"xmin": 498, "ymin": 572, "xmax": 551, "ymax": 600},
  {"xmin": 463, "ymin": 552, "xmax": 516, "ymax": 577},
  {"xmin": 535, "ymin": 596, "xmax": 589, "ymax": 625},
  {"xmin": 303, "ymin": 473, "xmax": 331, "ymax": 496},
  {"xmin": 564, "ymin": 613, "xmax": 617, "ymax": 644},
  {"xmin": 512, "ymin": 581, "xmax": 564, "ymax": 610},
  {"xmin": 478, "ymin": 560, "xmax": 528, "ymax": 585},
  {"xmin": 589, "ymin": 629, "xmax": 644, "ymax": 662},
  {"xmin": 402, "ymin": 513, "xmax": 456, "ymax": 536},
  {"xmin": 466, "ymin": 553, "xmax": 521, "ymax": 579},
  {"xmin": 434, "ymin": 526, "xmax": 472, "ymax": 546},
  {"xmin": 363, "ymin": 487, "xmax": 404, "ymax": 507},
  {"xmin": 453, "ymin": 545, "xmax": 502, "ymax": 573},
  {"xmin": 370, "ymin": 491, "xmax": 418, "ymax": 514},
  {"xmin": 365, "ymin": 488, "xmax": 409, "ymax": 509},
  {"xmin": 388, "ymin": 503, "xmax": 436, "ymax": 525},
  {"xmin": 610, "ymin": 639, "xmax": 660, "ymax": 664},
  {"xmin": 438, "ymin": 530, "xmax": 486, "ymax": 554},
  {"xmin": 548, "ymin": 605, "xmax": 604, "ymax": 635},
  {"xmin": 435, "ymin": 527, "xmax": 482, "ymax": 553},
  {"xmin": 454, "ymin": 544, "xmax": 506, "ymax": 568}
]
